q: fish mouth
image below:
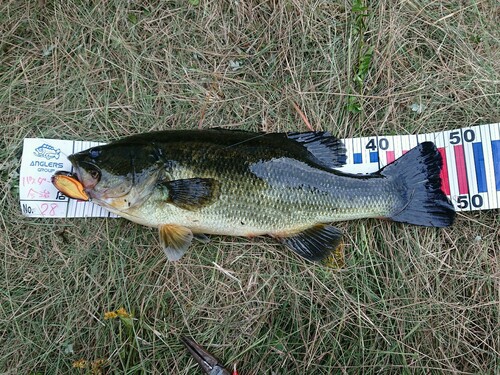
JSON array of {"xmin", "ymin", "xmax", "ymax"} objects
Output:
[
  {"xmin": 69, "ymin": 159, "xmax": 133, "ymax": 202},
  {"xmin": 70, "ymin": 161, "xmax": 101, "ymax": 190}
]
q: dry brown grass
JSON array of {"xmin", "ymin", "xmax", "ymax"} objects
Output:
[{"xmin": 1, "ymin": 1, "xmax": 499, "ymax": 374}]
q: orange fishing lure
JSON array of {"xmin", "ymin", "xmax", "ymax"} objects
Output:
[{"xmin": 51, "ymin": 171, "xmax": 89, "ymax": 201}]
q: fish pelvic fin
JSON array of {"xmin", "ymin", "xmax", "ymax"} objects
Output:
[
  {"xmin": 287, "ymin": 132, "xmax": 347, "ymax": 169},
  {"xmin": 159, "ymin": 178, "xmax": 220, "ymax": 210},
  {"xmin": 158, "ymin": 224, "xmax": 193, "ymax": 261},
  {"xmin": 381, "ymin": 142, "xmax": 455, "ymax": 227},
  {"xmin": 276, "ymin": 224, "xmax": 343, "ymax": 263},
  {"xmin": 193, "ymin": 233, "xmax": 210, "ymax": 243}
]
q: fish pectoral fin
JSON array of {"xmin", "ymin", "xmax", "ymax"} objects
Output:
[
  {"xmin": 158, "ymin": 224, "xmax": 194, "ymax": 261},
  {"xmin": 159, "ymin": 178, "xmax": 220, "ymax": 210},
  {"xmin": 276, "ymin": 224, "xmax": 344, "ymax": 265}
]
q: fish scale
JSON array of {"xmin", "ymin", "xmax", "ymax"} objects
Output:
[
  {"xmin": 64, "ymin": 129, "xmax": 455, "ymax": 263},
  {"xmin": 108, "ymin": 140, "xmax": 410, "ymax": 235}
]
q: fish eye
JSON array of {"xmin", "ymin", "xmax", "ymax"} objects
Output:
[
  {"xmin": 88, "ymin": 168, "xmax": 100, "ymax": 181},
  {"xmin": 89, "ymin": 148, "xmax": 101, "ymax": 159}
]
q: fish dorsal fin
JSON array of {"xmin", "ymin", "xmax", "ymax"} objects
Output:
[
  {"xmin": 287, "ymin": 132, "xmax": 347, "ymax": 169},
  {"xmin": 277, "ymin": 224, "xmax": 343, "ymax": 263},
  {"xmin": 158, "ymin": 224, "xmax": 193, "ymax": 261},
  {"xmin": 159, "ymin": 178, "xmax": 220, "ymax": 210}
]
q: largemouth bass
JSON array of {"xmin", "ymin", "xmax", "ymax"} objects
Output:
[{"xmin": 61, "ymin": 129, "xmax": 455, "ymax": 262}]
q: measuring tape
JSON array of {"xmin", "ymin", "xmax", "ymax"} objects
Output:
[
  {"xmin": 339, "ymin": 123, "xmax": 500, "ymax": 212},
  {"xmin": 20, "ymin": 123, "xmax": 500, "ymax": 218}
]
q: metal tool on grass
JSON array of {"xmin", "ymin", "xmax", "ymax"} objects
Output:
[{"xmin": 181, "ymin": 336, "xmax": 237, "ymax": 375}]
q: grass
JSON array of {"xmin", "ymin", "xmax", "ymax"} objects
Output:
[{"xmin": 1, "ymin": 0, "xmax": 499, "ymax": 374}]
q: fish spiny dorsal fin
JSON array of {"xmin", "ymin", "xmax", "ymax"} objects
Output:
[
  {"xmin": 158, "ymin": 224, "xmax": 193, "ymax": 261},
  {"xmin": 158, "ymin": 178, "xmax": 220, "ymax": 211},
  {"xmin": 276, "ymin": 224, "xmax": 344, "ymax": 263},
  {"xmin": 286, "ymin": 132, "xmax": 347, "ymax": 169}
]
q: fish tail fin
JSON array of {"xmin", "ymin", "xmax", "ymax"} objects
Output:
[{"xmin": 381, "ymin": 142, "xmax": 455, "ymax": 227}]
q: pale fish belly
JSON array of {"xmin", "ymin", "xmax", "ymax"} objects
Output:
[{"xmin": 117, "ymin": 167, "xmax": 400, "ymax": 237}]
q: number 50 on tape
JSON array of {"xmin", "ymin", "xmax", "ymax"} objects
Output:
[{"xmin": 340, "ymin": 123, "xmax": 500, "ymax": 212}]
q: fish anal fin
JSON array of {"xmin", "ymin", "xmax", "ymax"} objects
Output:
[
  {"xmin": 286, "ymin": 132, "xmax": 347, "ymax": 169},
  {"xmin": 159, "ymin": 178, "xmax": 220, "ymax": 210},
  {"xmin": 159, "ymin": 224, "xmax": 193, "ymax": 261},
  {"xmin": 276, "ymin": 224, "xmax": 343, "ymax": 263}
]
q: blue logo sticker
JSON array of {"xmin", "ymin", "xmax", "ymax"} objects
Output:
[{"xmin": 34, "ymin": 144, "xmax": 61, "ymax": 160}]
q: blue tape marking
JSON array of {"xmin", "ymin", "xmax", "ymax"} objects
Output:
[
  {"xmin": 492, "ymin": 140, "xmax": 500, "ymax": 191},
  {"xmin": 353, "ymin": 153, "xmax": 362, "ymax": 164},
  {"xmin": 369, "ymin": 152, "xmax": 378, "ymax": 163},
  {"xmin": 472, "ymin": 142, "xmax": 487, "ymax": 193}
]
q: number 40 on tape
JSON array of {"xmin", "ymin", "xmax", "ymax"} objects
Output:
[{"xmin": 341, "ymin": 123, "xmax": 500, "ymax": 212}]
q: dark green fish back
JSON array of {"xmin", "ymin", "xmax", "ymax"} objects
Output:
[{"xmin": 110, "ymin": 129, "xmax": 347, "ymax": 171}]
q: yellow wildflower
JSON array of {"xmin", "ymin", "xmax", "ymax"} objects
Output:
[
  {"xmin": 104, "ymin": 311, "xmax": 118, "ymax": 320},
  {"xmin": 116, "ymin": 307, "xmax": 131, "ymax": 318},
  {"xmin": 72, "ymin": 359, "xmax": 87, "ymax": 369},
  {"xmin": 91, "ymin": 358, "xmax": 107, "ymax": 375},
  {"xmin": 92, "ymin": 358, "xmax": 107, "ymax": 366}
]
